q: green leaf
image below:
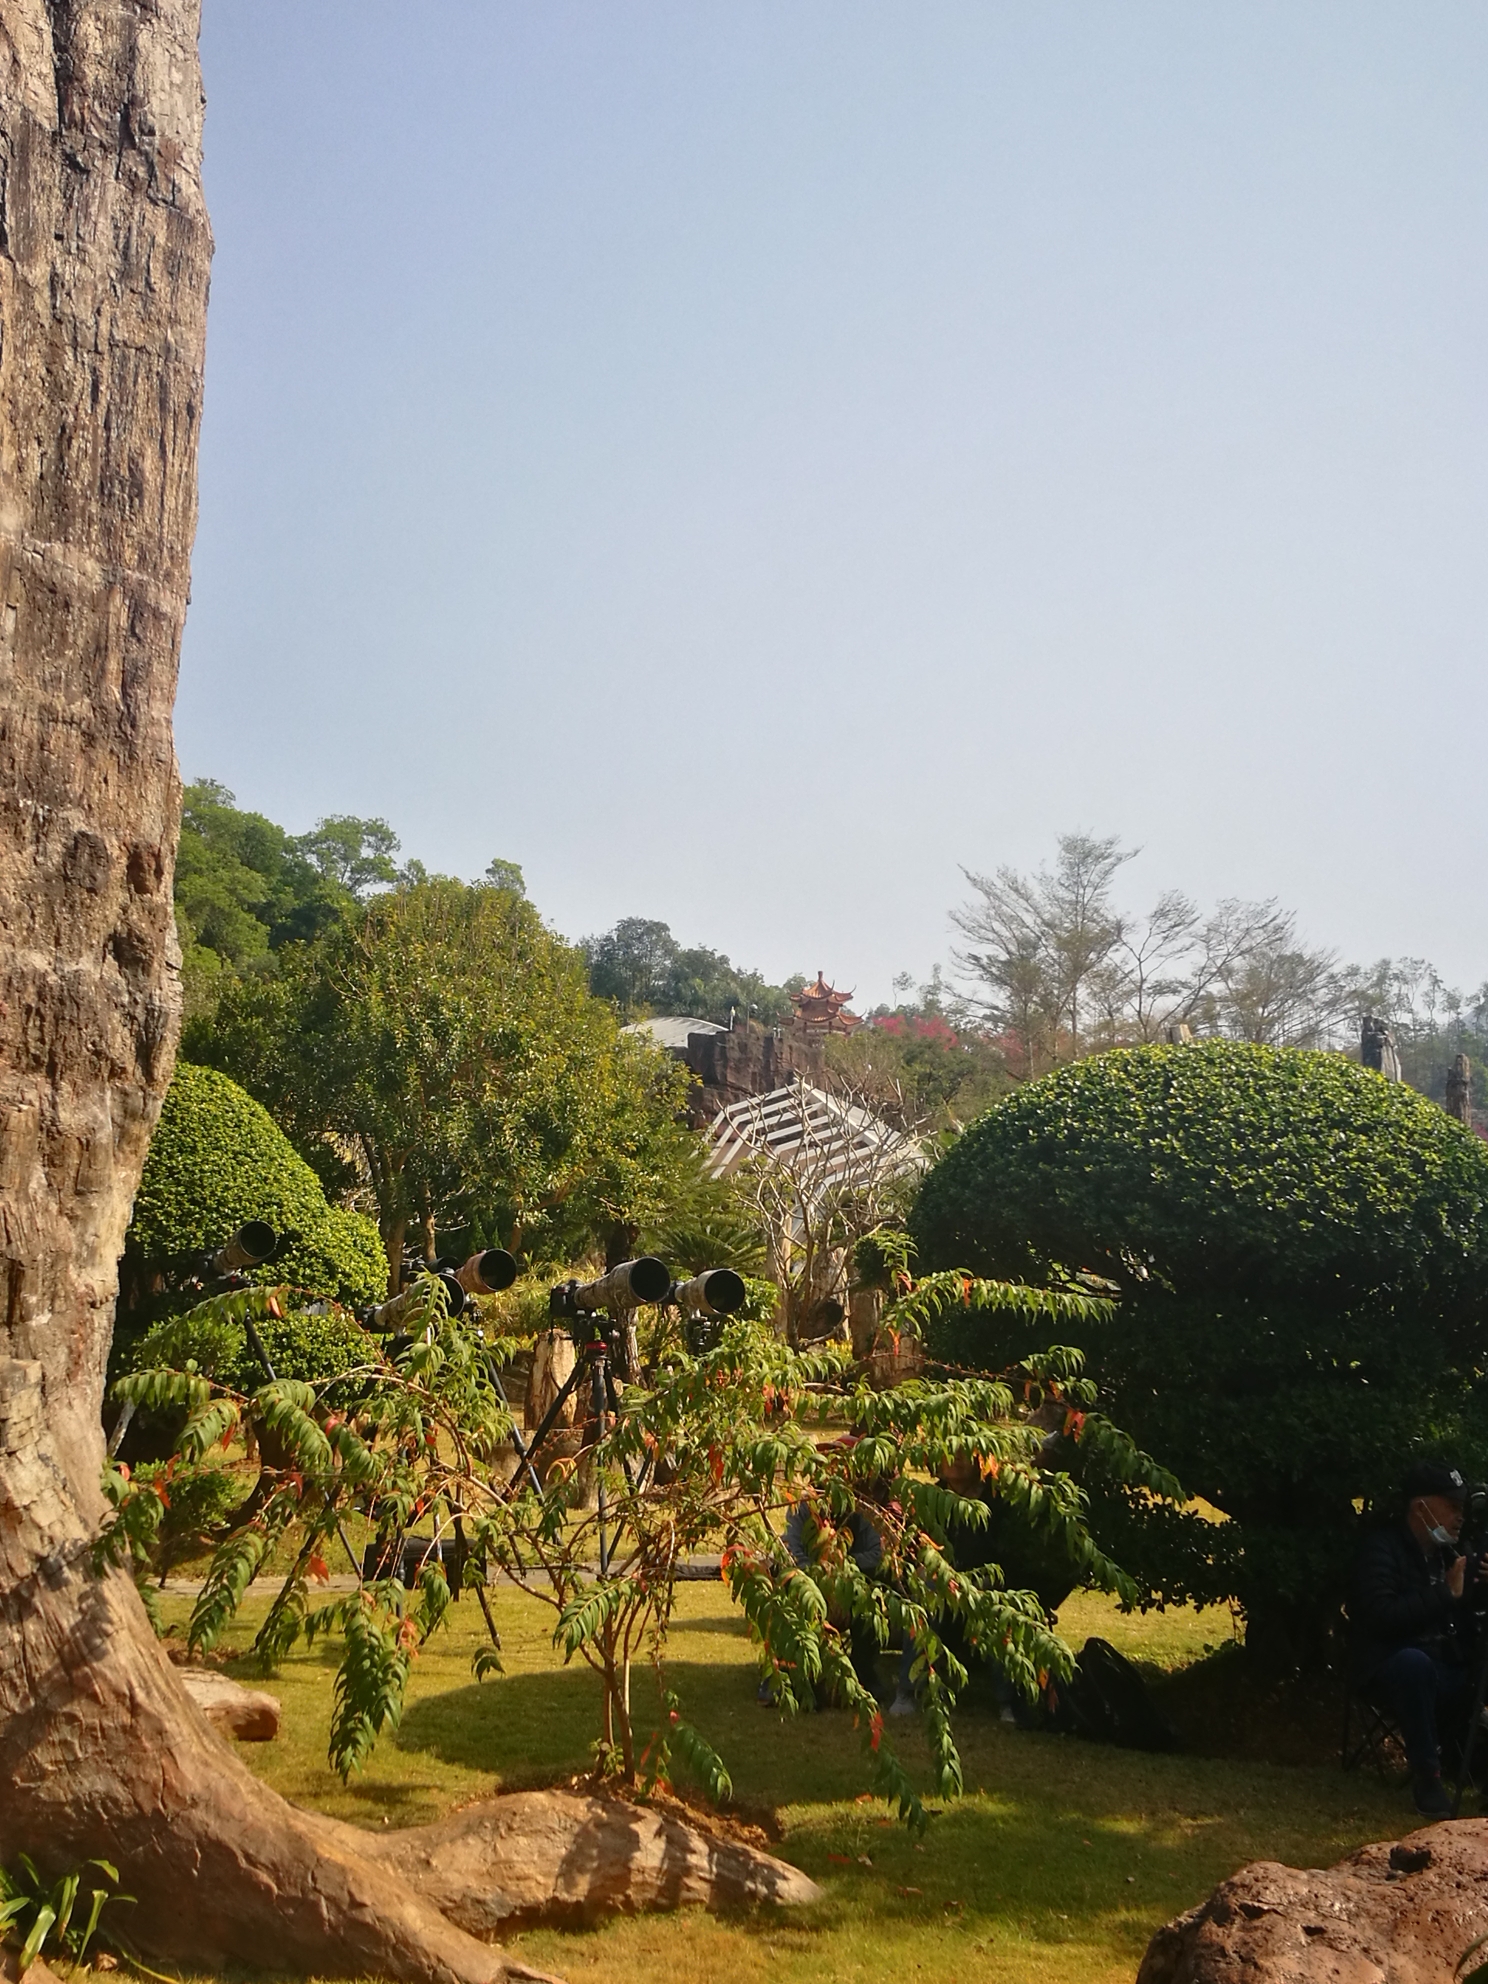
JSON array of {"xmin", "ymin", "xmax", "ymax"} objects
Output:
[
  {"xmin": 19, "ymin": 1902, "xmax": 56, "ymax": 1970},
  {"xmin": 555, "ymin": 1580, "xmax": 627, "ymax": 1661}
]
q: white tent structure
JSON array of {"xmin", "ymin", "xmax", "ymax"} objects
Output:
[
  {"xmin": 706, "ymin": 1078, "xmax": 919, "ymax": 1191},
  {"xmin": 705, "ymin": 1079, "xmax": 922, "ymax": 1339}
]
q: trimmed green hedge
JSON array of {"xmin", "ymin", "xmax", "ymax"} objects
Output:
[
  {"xmin": 126, "ymin": 1062, "xmax": 386, "ymax": 1310},
  {"xmin": 912, "ymin": 1039, "xmax": 1488, "ymax": 1305},
  {"xmin": 910, "ymin": 1041, "xmax": 1488, "ymax": 1654}
]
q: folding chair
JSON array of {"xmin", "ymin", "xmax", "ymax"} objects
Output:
[{"xmin": 1341, "ymin": 1681, "xmax": 1406, "ymax": 1778}]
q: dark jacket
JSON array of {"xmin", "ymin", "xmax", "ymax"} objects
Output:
[
  {"xmin": 783, "ymin": 1501, "xmax": 883, "ymax": 1576},
  {"xmin": 1350, "ymin": 1520, "xmax": 1470, "ymax": 1679}
]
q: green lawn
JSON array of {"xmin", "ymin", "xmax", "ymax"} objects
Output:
[{"xmin": 150, "ymin": 1581, "xmax": 1408, "ymax": 1984}]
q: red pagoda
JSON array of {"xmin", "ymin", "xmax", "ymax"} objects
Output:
[{"xmin": 791, "ymin": 971, "xmax": 860, "ymax": 1034}]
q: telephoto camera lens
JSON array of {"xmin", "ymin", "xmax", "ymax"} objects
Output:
[
  {"xmin": 670, "ymin": 1268, "xmax": 747, "ymax": 1318},
  {"xmin": 208, "ymin": 1221, "xmax": 278, "ymax": 1276},
  {"xmin": 455, "ymin": 1248, "xmax": 518, "ymax": 1295}
]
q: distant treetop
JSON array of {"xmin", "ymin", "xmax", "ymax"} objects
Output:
[{"xmin": 583, "ymin": 914, "xmax": 796, "ymax": 1028}]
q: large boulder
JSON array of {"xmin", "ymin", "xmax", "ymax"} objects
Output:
[
  {"xmin": 327, "ymin": 1789, "xmax": 822, "ymax": 1936},
  {"xmin": 1139, "ymin": 1821, "xmax": 1488, "ymax": 1982}
]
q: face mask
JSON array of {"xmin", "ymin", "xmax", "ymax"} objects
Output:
[{"xmin": 1417, "ymin": 1501, "xmax": 1462, "ymax": 1550}]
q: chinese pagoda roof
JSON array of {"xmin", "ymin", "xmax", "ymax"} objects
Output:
[{"xmin": 791, "ymin": 970, "xmax": 861, "ymax": 1032}]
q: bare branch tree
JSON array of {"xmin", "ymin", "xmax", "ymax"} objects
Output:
[
  {"xmin": 709, "ymin": 1079, "xmax": 922, "ymax": 1343},
  {"xmin": 951, "ymin": 842, "xmax": 1388, "ymax": 1066},
  {"xmin": 1098, "ymin": 889, "xmax": 1202, "ymax": 1042},
  {"xmin": 1192, "ymin": 904, "xmax": 1351, "ymax": 1047},
  {"xmin": 952, "ymin": 833, "xmax": 1134, "ymax": 1070}
]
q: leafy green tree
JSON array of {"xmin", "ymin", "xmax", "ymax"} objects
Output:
[
  {"xmin": 292, "ymin": 814, "xmax": 399, "ymax": 898},
  {"xmin": 585, "ymin": 916, "xmax": 678, "ymax": 1011},
  {"xmin": 584, "ymin": 915, "xmax": 795, "ymax": 1026},
  {"xmin": 201, "ymin": 878, "xmax": 694, "ymax": 1289},
  {"xmin": 483, "ymin": 857, "xmax": 525, "ymax": 896},
  {"xmin": 910, "ymin": 1039, "xmax": 1488, "ymax": 1664},
  {"xmin": 174, "ymin": 780, "xmax": 403, "ymax": 1032}
]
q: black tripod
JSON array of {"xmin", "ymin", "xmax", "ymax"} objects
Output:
[
  {"xmin": 506, "ymin": 1303, "xmax": 640, "ymax": 1575},
  {"xmin": 1450, "ymin": 1574, "xmax": 1488, "ymax": 1816}
]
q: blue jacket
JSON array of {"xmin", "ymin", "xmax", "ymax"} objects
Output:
[{"xmin": 783, "ymin": 1500, "xmax": 883, "ymax": 1576}]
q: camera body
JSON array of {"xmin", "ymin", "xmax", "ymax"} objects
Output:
[
  {"xmin": 1463, "ymin": 1484, "xmax": 1488, "ymax": 1548},
  {"xmin": 1458, "ymin": 1484, "xmax": 1488, "ymax": 1603}
]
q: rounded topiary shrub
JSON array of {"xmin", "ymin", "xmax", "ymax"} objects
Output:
[
  {"xmin": 910, "ymin": 1041, "xmax": 1488, "ymax": 1657},
  {"xmin": 125, "ymin": 1062, "xmax": 386, "ymax": 1311}
]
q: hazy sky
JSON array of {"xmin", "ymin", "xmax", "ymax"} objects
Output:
[{"xmin": 181, "ymin": 4, "xmax": 1488, "ymax": 1007}]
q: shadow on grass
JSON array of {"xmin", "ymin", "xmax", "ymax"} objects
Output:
[
  {"xmin": 397, "ymin": 1662, "xmax": 609, "ymax": 1787},
  {"xmin": 666, "ymin": 1613, "xmax": 752, "ymax": 1638},
  {"xmin": 771, "ymin": 1738, "xmax": 1408, "ymax": 1966},
  {"xmin": 388, "ymin": 1630, "xmax": 1410, "ymax": 1937}
]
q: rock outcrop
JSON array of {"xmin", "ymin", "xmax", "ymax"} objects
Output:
[
  {"xmin": 1138, "ymin": 1821, "xmax": 1488, "ymax": 1983},
  {"xmin": 327, "ymin": 1791, "xmax": 823, "ymax": 1938}
]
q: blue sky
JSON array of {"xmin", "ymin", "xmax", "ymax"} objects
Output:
[{"xmin": 180, "ymin": 4, "xmax": 1488, "ymax": 1005}]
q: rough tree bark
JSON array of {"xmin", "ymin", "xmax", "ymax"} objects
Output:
[{"xmin": 0, "ymin": 8, "xmax": 548, "ymax": 1978}]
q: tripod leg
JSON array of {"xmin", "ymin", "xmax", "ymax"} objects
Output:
[
  {"xmin": 1452, "ymin": 1637, "xmax": 1488, "ymax": 1817},
  {"xmin": 243, "ymin": 1316, "xmax": 278, "ymax": 1383},
  {"xmin": 507, "ymin": 1352, "xmax": 586, "ymax": 1490},
  {"xmin": 488, "ymin": 1358, "xmax": 544, "ymax": 1496},
  {"xmin": 591, "ymin": 1352, "xmax": 610, "ymax": 1576},
  {"xmin": 335, "ymin": 1519, "xmax": 362, "ymax": 1577},
  {"xmin": 602, "ymin": 1364, "xmax": 639, "ymax": 1492}
]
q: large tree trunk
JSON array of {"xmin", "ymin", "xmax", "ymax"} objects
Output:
[{"xmin": 0, "ymin": 9, "xmax": 545, "ymax": 1978}]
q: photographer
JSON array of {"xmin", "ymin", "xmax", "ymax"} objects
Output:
[
  {"xmin": 1350, "ymin": 1461, "xmax": 1487, "ymax": 1819},
  {"xmin": 758, "ymin": 1452, "xmax": 889, "ymax": 1708}
]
